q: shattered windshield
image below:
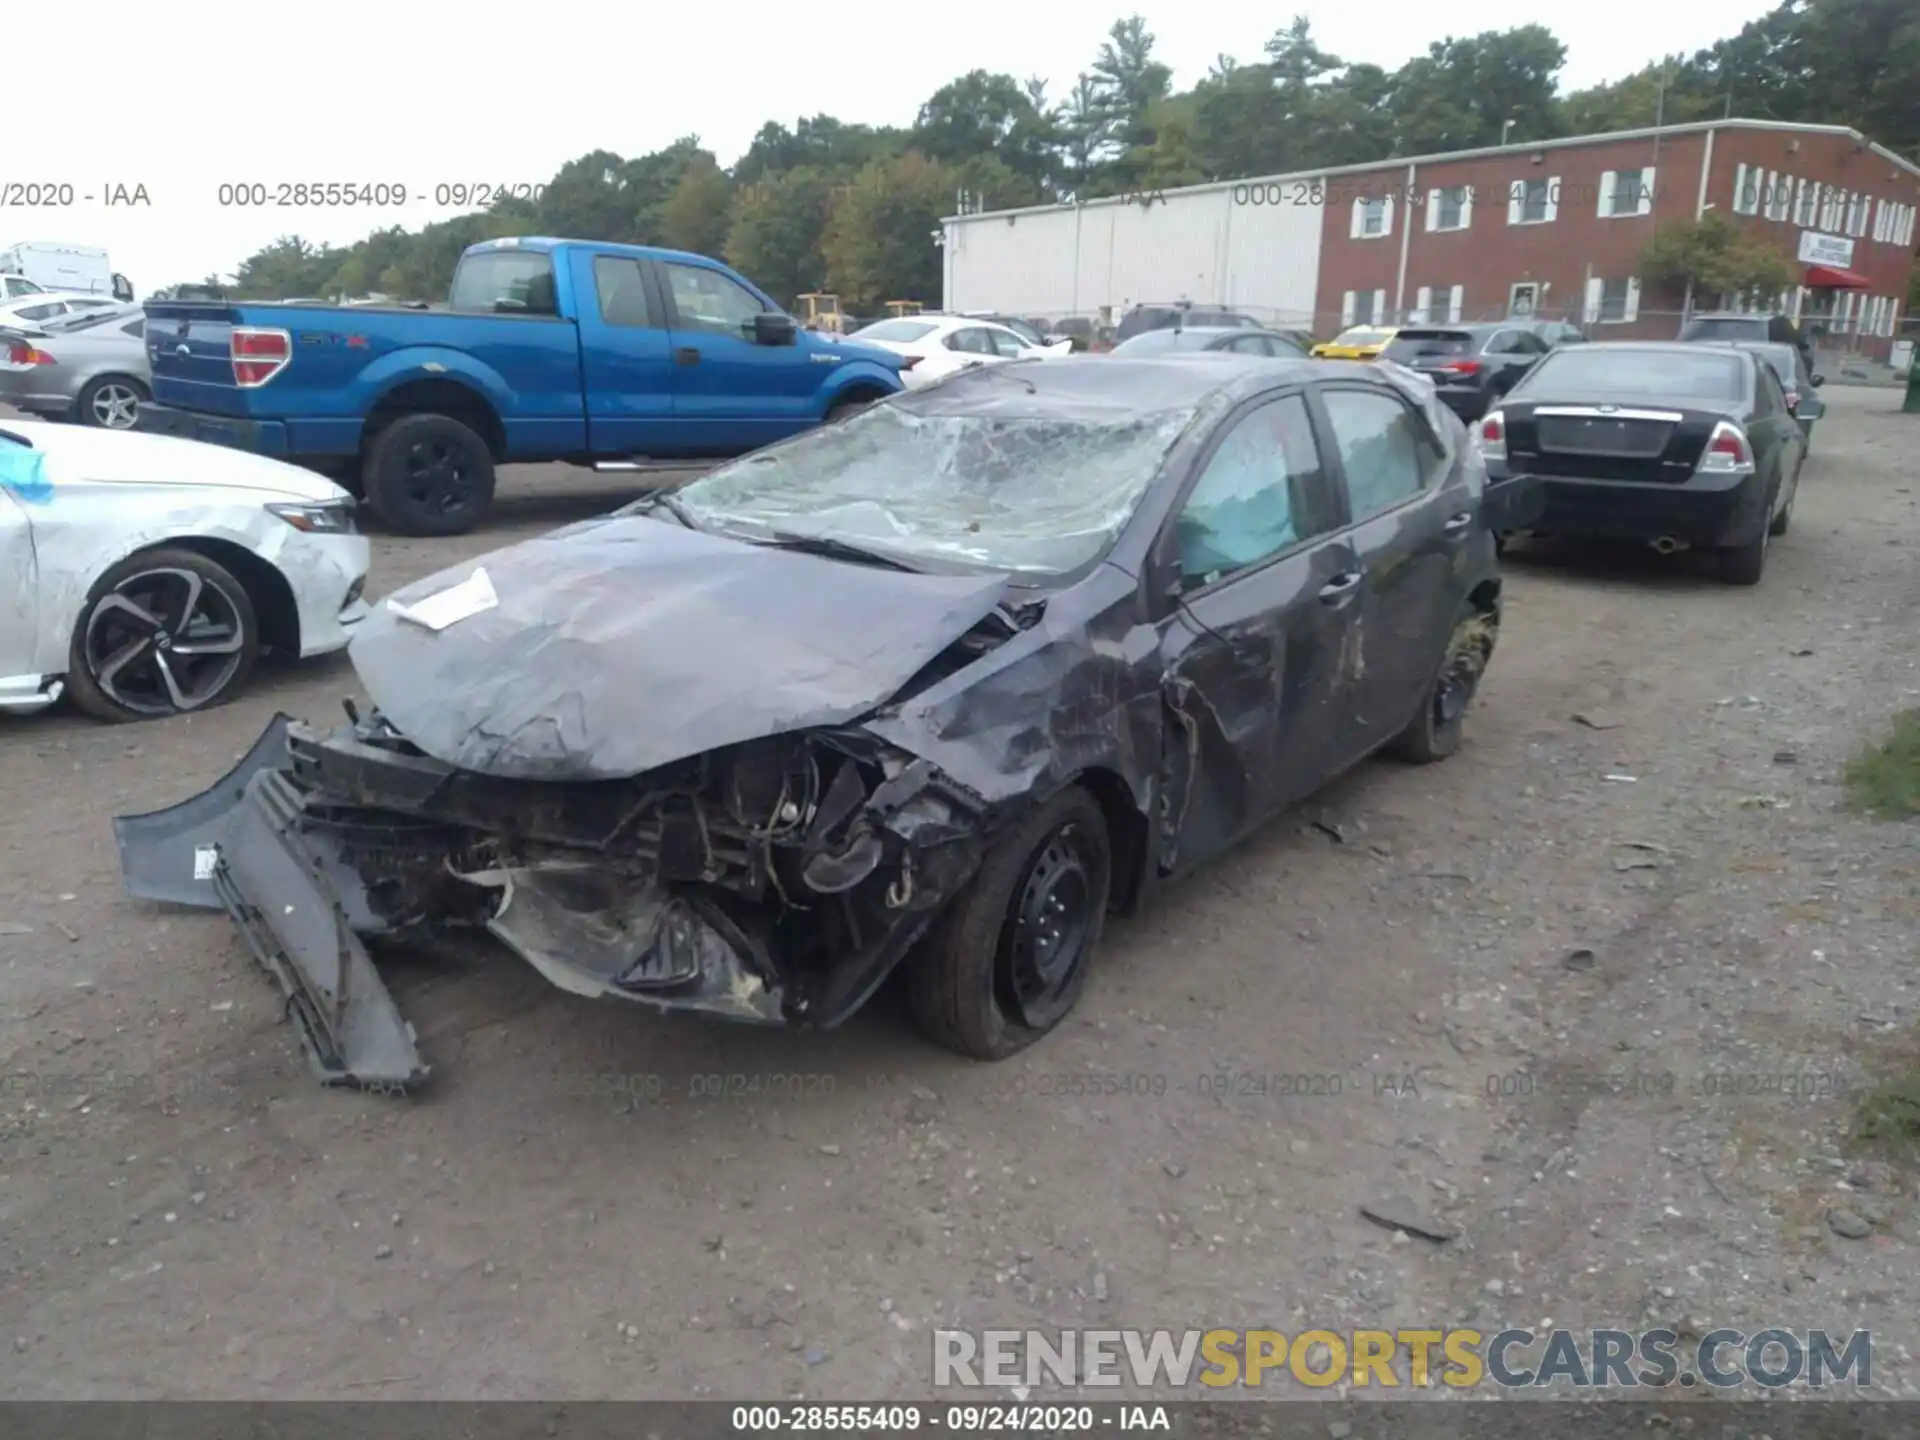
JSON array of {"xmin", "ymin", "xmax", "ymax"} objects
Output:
[{"xmin": 667, "ymin": 399, "xmax": 1197, "ymax": 576}]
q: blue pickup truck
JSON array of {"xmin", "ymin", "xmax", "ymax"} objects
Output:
[{"xmin": 140, "ymin": 237, "xmax": 906, "ymax": 534}]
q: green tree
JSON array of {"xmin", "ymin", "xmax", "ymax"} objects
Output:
[
  {"xmin": 1057, "ymin": 73, "xmax": 1110, "ymax": 196},
  {"xmin": 819, "ymin": 151, "xmax": 953, "ymax": 312},
  {"xmin": 913, "ymin": 71, "xmax": 1059, "ymax": 197},
  {"xmin": 732, "ymin": 116, "xmax": 907, "ymax": 186},
  {"xmin": 1636, "ymin": 212, "xmax": 1797, "ymax": 301},
  {"xmin": 1083, "ymin": 14, "xmax": 1173, "ymax": 190},
  {"xmin": 724, "ymin": 167, "xmax": 839, "ymax": 305},
  {"xmin": 1386, "ymin": 26, "xmax": 1568, "ymax": 154},
  {"xmin": 535, "ymin": 149, "xmax": 646, "ymax": 241},
  {"xmin": 656, "ymin": 153, "xmax": 734, "ymax": 256}
]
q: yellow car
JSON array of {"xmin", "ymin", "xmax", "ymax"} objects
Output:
[{"xmin": 1310, "ymin": 326, "xmax": 1398, "ymax": 360}]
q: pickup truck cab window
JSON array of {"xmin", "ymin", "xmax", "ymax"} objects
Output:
[
  {"xmin": 593, "ymin": 256, "xmax": 657, "ymax": 328},
  {"xmin": 450, "ymin": 251, "xmax": 558, "ymax": 316},
  {"xmin": 662, "ymin": 262, "xmax": 765, "ymax": 337}
]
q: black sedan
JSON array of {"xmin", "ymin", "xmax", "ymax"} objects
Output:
[
  {"xmin": 1380, "ymin": 323, "xmax": 1553, "ymax": 421},
  {"xmin": 1111, "ymin": 325, "xmax": 1311, "ymax": 358},
  {"xmin": 1478, "ymin": 342, "xmax": 1806, "ymax": 585},
  {"xmin": 116, "ymin": 356, "xmax": 1513, "ymax": 1088}
]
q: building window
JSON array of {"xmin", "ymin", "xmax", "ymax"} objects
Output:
[
  {"xmin": 1584, "ymin": 276, "xmax": 1642, "ymax": 325},
  {"xmin": 1507, "ymin": 176, "xmax": 1559, "ymax": 226},
  {"xmin": 1342, "ymin": 289, "xmax": 1386, "ymax": 325},
  {"xmin": 1792, "ymin": 177, "xmax": 1811, "ymax": 226},
  {"xmin": 1732, "ymin": 164, "xmax": 1759, "ymax": 215},
  {"xmin": 1767, "ymin": 173, "xmax": 1792, "ymax": 221},
  {"xmin": 1430, "ymin": 186, "xmax": 1468, "ymax": 231},
  {"xmin": 1599, "ymin": 167, "xmax": 1655, "ymax": 218},
  {"xmin": 1348, "ymin": 194, "xmax": 1395, "ymax": 240},
  {"xmin": 1411, "ymin": 284, "xmax": 1465, "ymax": 323}
]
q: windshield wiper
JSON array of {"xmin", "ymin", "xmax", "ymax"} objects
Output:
[
  {"xmin": 644, "ymin": 490, "xmax": 699, "ymax": 529},
  {"xmin": 974, "ymin": 364, "xmax": 1036, "ymax": 394},
  {"xmin": 755, "ymin": 532, "xmax": 921, "ymax": 572}
]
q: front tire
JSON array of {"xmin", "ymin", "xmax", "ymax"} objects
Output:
[
  {"xmin": 66, "ymin": 547, "xmax": 259, "ymax": 723},
  {"xmin": 76, "ymin": 375, "xmax": 148, "ymax": 430},
  {"xmin": 825, "ymin": 396, "xmax": 877, "ymax": 424},
  {"xmin": 361, "ymin": 412, "xmax": 496, "ymax": 536},
  {"xmin": 906, "ymin": 786, "xmax": 1112, "ymax": 1060},
  {"xmin": 1390, "ymin": 606, "xmax": 1496, "ymax": 764}
]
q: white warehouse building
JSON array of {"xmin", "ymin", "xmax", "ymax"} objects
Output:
[{"xmin": 939, "ymin": 178, "xmax": 1325, "ymax": 328}]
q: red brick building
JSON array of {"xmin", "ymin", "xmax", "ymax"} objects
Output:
[{"xmin": 1313, "ymin": 119, "xmax": 1920, "ymax": 358}]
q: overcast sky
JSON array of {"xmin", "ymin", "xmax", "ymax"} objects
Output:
[{"xmin": 9, "ymin": 0, "xmax": 1776, "ymax": 293}]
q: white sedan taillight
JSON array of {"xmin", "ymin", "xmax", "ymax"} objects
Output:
[
  {"xmin": 1699, "ymin": 420, "xmax": 1755, "ymax": 475},
  {"xmin": 1476, "ymin": 410, "xmax": 1506, "ymax": 462},
  {"xmin": 231, "ymin": 327, "xmax": 292, "ymax": 387}
]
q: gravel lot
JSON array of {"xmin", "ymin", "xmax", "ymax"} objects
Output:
[{"xmin": 3, "ymin": 388, "xmax": 1918, "ymax": 1399}]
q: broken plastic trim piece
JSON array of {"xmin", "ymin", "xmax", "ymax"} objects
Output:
[
  {"xmin": 113, "ymin": 713, "xmax": 293, "ymax": 909},
  {"xmin": 209, "ymin": 769, "xmax": 427, "ymax": 1090}
]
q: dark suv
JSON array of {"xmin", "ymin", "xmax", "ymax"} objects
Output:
[
  {"xmin": 1114, "ymin": 304, "xmax": 1260, "ymax": 343},
  {"xmin": 1382, "ymin": 323, "xmax": 1552, "ymax": 420},
  {"xmin": 1677, "ymin": 312, "xmax": 1811, "ymax": 359}
]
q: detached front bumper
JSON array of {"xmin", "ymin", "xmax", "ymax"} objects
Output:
[{"xmin": 114, "ymin": 713, "xmax": 989, "ymax": 1091}]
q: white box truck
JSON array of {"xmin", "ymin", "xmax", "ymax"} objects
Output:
[{"xmin": 0, "ymin": 242, "xmax": 132, "ymax": 300}]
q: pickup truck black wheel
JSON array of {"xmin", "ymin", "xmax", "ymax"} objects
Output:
[
  {"xmin": 906, "ymin": 786, "xmax": 1111, "ymax": 1060},
  {"xmin": 1390, "ymin": 605, "xmax": 1496, "ymax": 764},
  {"xmin": 66, "ymin": 547, "xmax": 259, "ymax": 723},
  {"xmin": 362, "ymin": 413, "xmax": 496, "ymax": 537}
]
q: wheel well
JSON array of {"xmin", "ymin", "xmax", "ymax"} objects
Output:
[
  {"xmin": 164, "ymin": 538, "xmax": 301, "ymax": 655},
  {"xmin": 1468, "ymin": 577, "xmax": 1501, "ymax": 620},
  {"xmin": 830, "ymin": 383, "xmax": 893, "ymax": 413},
  {"xmin": 362, "ymin": 379, "xmax": 504, "ymax": 458},
  {"xmin": 84, "ymin": 372, "xmax": 150, "ymax": 396},
  {"xmin": 1071, "ymin": 767, "xmax": 1151, "ymax": 916}
]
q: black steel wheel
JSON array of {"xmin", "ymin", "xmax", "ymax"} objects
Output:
[
  {"xmin": 1390, "ymin": 606, "xmax": 1496, "ymax": 764},
  {"xmin": 66, "ymin": 547, "xmax": 259, "ymax": 723},
  {"xmin": 362, "ymin": 412, "xmax": 496, "ymax": 536},
  {"xmin": 906, "ymin": 786, "xmax": 1112, "ymax": 1059}
]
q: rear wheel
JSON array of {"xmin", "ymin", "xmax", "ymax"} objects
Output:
[
  {"xmin": 76, "ymin": 375, "xmax": 148, "ymax": 430},
  {"xmin": 1719, "ymin": 519, "xmax": 1770, "ymax": 585},
  {"xmin": 906, "ymin": 787, "xmax": 1111, "ymax": 1060},
  {"xmin": 66, "ymin": 547, "xmax": 259, "ymax": 723},
  {"xmin": 361, "ymin": 412, "xmax": 496, "ymax": 536},
  {"xmin": 1390, "ymin": 606, "xmax": 1496, "ymax": 764}
]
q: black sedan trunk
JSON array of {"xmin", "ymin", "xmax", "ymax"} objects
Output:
[{"xmin": 1501, "ymin": 401, "xmax": 1725, "ymax": 483}]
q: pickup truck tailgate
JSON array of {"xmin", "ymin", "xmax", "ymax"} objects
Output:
[{"xmin": 144, "ymin": 303, "xmax": 249, "ymax": 417}]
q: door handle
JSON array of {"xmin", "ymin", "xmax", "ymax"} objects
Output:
[
  {"xmin": 674, "ymin": 347, "xmax": 701, "ymax": 366},
  {"xmin": 1443, "ymin": 511, "xmax": 1472, "ymax": 534},
  {"xmin": 1318, "ymin": 572, "xmax": 1361, "ymax": 602}
]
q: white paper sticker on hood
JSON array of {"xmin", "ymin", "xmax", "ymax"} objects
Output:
[{"xmin": 387, "ymin": 566, "xmax": 499, "ymax": 631}]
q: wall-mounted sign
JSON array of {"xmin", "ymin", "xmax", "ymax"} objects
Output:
[{"xmin": 1797, "ymin": 231, "xmax": 1855, "ymax": 268}]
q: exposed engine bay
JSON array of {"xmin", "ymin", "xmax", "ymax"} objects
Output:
[{"xmin": 143, "ymin": 703, "xmax": 1000, "ymax": 1088}]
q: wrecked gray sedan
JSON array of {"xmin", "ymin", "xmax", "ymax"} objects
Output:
[{"xmin": 114, "ymin": 356, "xmax": 1534, "ymax": 1090}]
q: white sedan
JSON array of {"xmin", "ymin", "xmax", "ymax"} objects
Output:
[
  {"xmin": 0, "ymin": 420, "xmax": 371, "ymax": 722},
  {"xmin": 847, "ymin": 315, "xmax": 1071, "ymax": 389}
]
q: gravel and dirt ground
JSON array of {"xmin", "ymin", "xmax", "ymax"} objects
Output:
[{"xmin": 3, "ymin": 387, "xmax": 1918, "ymax": 1400}]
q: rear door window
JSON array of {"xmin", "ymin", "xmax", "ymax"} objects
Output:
[
  {"xmin": 985, "ymin": 328, "xmax": 1026, "ymax": 359},
  {"xmin": 592, "ymin": 256, "xmax": 657, "ymax": 328},
  {"xmin": 1321, "ymin": 388, "xmax": 1441, "ymax": 521}
]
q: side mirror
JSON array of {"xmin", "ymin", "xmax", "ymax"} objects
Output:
[
  {"xmin": 751, "ymin": 312, "xmax": 797, "ymax": 346},
  {"xmin": 111, "ymin": 274, "xmax": 134, "ymax": 302}
]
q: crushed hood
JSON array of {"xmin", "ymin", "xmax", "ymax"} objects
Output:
[{"xmin": 347, "ymin": 514, "xmax": 1011, "ymax": 780}]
